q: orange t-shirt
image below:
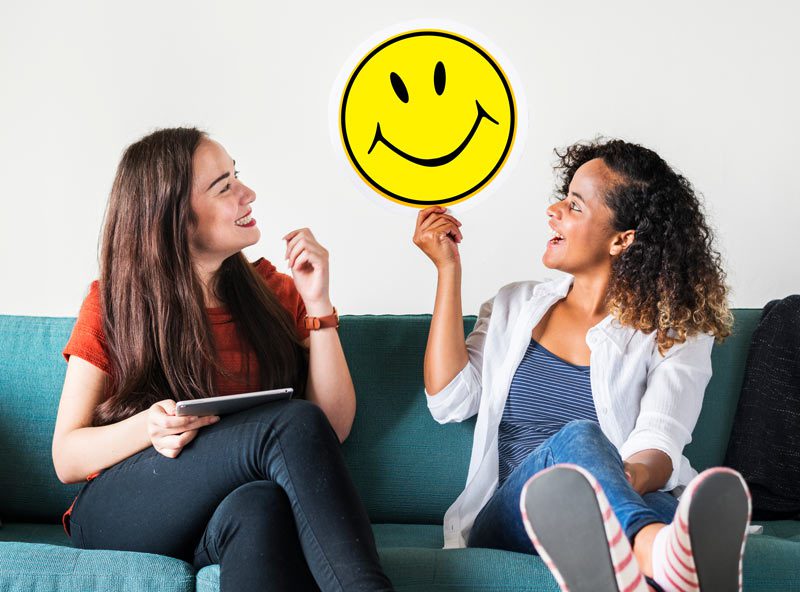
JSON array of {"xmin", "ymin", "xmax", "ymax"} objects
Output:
[{"xmin": 62, "ymin": 258, "xmax": 310, "ymax": 396}]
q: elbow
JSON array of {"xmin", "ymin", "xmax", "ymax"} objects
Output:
[
  {"xmin": 335, "ymin": 425, "xmax": 351, "ymax": 444},
  {"xmin": 56, "ymin": 471, "xmax": 77, "ymax": 485},
  {"xmin": 335, "ymin": 399, "xmax": 355, "ymax": 444},
  {"xmin": 52, "ymin": 445, "xmax": 68, "ymax": 484},
  {"xmin": 52, "ymin": 442, "xmax": 81, "ymax": 485},
  {"xmin": 424, "ymin": 381, "xmax": 444, "ymax": 397},
  {"xmin": 424, "ymin": 376, "xmax": 453, "ymax": 397},
  {"xmin": 52, "ymin": 460, "xmax": 80, "ymax": 485},
  {"xmin": 334, "ymin": 415, "xmax": 353, "ymax": 443}
]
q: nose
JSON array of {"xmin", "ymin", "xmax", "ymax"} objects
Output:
[
  {"xmin": 238, "ymin": 180, "xmax": 256, "ymax": 205},
  {"xmin": 546, "ymin": 200, "xmax": 563, "ymax": 220}
]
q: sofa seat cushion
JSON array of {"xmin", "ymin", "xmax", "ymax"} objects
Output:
[
  {"xmin": 760, "ymin": 519, "xmax": 800, "ymax": 541},
  {"xmin": 198, "ymin": 523, "xmax": 560, "ymax": 591},
  {"xmin": 4, "ymin": 521, "xmax": 800, "ymax": 591},
  {"xmin": 200, "ymin": 522, "xmax": 800, "ymax": 592},
  {"xmin": 0, "ymin": 539, "xmax": 194, "ymax": 592}
]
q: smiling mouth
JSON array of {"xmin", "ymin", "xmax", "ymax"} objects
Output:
[{"xmin": 367, "ymin": 100, "xmax": 499, "ymax": 167}]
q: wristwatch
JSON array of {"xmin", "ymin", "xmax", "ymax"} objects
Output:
[{"xmin": 304, "ymin": 307, "xmax": 339, "ymax": 330}]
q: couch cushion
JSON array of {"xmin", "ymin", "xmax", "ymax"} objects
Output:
[
  {"xmin": 4, "ymin": 521, "xmax": 800, "ymax": 591},
  {"xmin": 338, "ymin": 315, "xmax": 478, "ymax": 524},
  {"xmin": 197, "ymin": 530, "xmax": 561, "ymax": 592},
  {"xmin": 0, "ymin": 523, "xmax": 193, "ymax": 591},
  {"xmin": 0, "ymin": 541, "xmax": 194, "ymax": 592},
  {"xmin": 684, "ymin": 309, "xmax": 761, "ymax": 471},
  {"xmin": 0, "ymin": 316, "xmax": 81, "ymax": 523}
]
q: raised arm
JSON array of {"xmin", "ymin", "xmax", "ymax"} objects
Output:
[
  {"xmin": 284, "ymin": 228, "xmax": 355, "ymax": 443},
  {"xmin": 52, "ymin": 356, "xmax": 219, "ymax": 484},
  {"xmin": 412, "ymin": 206, "xmax": 469, "ymax": 395}
]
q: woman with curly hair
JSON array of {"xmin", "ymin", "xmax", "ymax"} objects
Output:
[{"xmin": 412, "ymin": 138, "xmax": 751, "ymax": 592}]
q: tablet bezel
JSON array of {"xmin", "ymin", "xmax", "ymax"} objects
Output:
[{"xmin": 174, "ymin": 388, "xmax": 294, "ymax": 417}]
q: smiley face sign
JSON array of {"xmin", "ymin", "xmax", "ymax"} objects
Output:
[{"xmin": 335, "ymin": 28, "xmax": 521, "ymax": 208}]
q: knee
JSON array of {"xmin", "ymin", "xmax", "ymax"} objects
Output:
[
  {"xmin": 554, "ymin": 420, "xmax": 608, "ymax": 448},
  {"xmin": 217, "ymin": 481, "xmax": 288, "ymax": 529},
  {"xmin": 281, "ymin": 398, "xmax": 326, "ymax": 422},
  {"xmin": 279, "ymin": 399, "xmax": 335, "ymax": 439}
]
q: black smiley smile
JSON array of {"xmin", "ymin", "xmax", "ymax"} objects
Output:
[{"xmin": 367, "ymin": 100, "xmax": 499, "ymax": 167}]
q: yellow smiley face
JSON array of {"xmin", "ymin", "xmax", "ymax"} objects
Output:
[{"xmin": 339, "ymin": 30, "xmax": 517, "ymax": 207}]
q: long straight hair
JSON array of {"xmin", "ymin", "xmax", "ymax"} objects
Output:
[{"xmin": 94, "ymin": 128, "xmax": 307, "ymax": 426}]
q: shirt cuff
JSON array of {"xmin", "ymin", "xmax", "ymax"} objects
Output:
[{"xmin": 425, "ymin": 365, "xmax": 471, "ymax": 423}]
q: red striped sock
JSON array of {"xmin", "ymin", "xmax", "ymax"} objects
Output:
[{"xmin": 651, "ymin": 519, "xmax": 698, "ymax": 592}]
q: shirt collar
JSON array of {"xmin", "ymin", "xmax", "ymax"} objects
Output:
[
  {"xmin": 532, "ymin": 274, "xmax": 573, "ymax": 299},
  {"xmin": 593, "ymin": 315, "xmax": 637, "ymax": 353},
  {"xmin": 532, "ymin": 274, "xmax": 637, "ymax": 354}
]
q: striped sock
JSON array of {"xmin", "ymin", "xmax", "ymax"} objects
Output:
[
  {"xmin": 590, "ymin": 476, "xmax": 648, "ymax": 592},
  {"xmin": 651, "ymin": 519, "xmax": 698, "ymax": 592}
]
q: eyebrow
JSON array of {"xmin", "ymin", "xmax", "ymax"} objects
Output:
[
  {"xmin": 207, "ymin": 172, "xmax": 229, "ymax": 191},
  {"xmin": 206, "ymin": 159, "xmax": 237, "ymax": 191},
  {"xmin": 570, "ymin": 191, "xmax": 586, "ymax": 203}
]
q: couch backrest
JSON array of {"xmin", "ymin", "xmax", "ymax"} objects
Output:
[{"xmin": 0, "ymin": 311, "xmax": 760, "ymax": 524}]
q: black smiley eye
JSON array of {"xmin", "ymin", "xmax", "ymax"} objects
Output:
[
  {"xmin": 434, "ymin": 61, "xmax": 446, "ymax": 95},
  {"xmin": 390, "ymin": 72, "xmax": 409, "ymax": 103}
]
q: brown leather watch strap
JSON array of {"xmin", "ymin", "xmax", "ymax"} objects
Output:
[{"xmin": 304, "ymin": 307, "xmax": 339, "ymax": 330}]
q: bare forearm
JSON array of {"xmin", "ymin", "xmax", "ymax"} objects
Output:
[
  {"xmin": 424, "ymin": 264, "xmax": 469, "ymax": 395},
  {"xmin": 305, "ymin": 327, "xmax": 356, "ymax": 443},
  {"xmin": 53, "ymin": 411, "xmax": 151, "ymax": 484},
  {"xmin": 625, "ymin": 449, "xmax": 672, "ymax": 494}
]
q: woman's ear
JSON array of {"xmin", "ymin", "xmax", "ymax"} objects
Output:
[{"xmin": 610, "ymin": 230, "xmax": 635, "ymax": 256}]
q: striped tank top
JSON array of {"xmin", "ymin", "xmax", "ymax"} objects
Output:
[{"xmin": 497, "ymin": 339, "xmax": 597, "ymax": 485}]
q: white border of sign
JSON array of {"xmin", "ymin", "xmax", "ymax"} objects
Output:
[{"xmin": 328, "ymin": 19, "xmax": 529, "ymax": 214}]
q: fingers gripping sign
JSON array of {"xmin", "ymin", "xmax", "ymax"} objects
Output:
[{"xmin": 412, "ymin": 206, "xmax": 463, "ymax": 269}]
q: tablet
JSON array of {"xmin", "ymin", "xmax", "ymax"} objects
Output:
[{"xmin": 175, "ymin": 388, "xmax": 293, "ymax": 417}]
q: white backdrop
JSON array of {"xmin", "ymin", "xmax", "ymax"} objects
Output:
[{"xmin": 1, "ymin": 0, "xmax": 798, "ymax": 316}]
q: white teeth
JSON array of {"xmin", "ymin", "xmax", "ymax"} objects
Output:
[
  {"xmin": 549, "ymin": 229, "xmax": 565, "ymax": 240},
  {"xmin": 234, "ymin": 214, "xmax": 252, "ymax": 226}
]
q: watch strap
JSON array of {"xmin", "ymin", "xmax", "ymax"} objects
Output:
[{"xmin": 304, "ymin": 307, "xmax": 339, "ymax": 330}]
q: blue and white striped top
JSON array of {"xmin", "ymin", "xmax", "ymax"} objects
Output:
[{"xmin": 497, "ymin": 339, "xmax": 597, "ymax": 485}]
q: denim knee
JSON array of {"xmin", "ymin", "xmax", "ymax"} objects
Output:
[
  {"xmin": 553, "ymin": 419, "xmax": 606, "ymax": 446},
  {"xmin": 547, "ymin": 420, "xmax": 619, "ymax": 464}
]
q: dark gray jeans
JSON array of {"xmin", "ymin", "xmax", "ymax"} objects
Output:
[{"xmin": 68, "ymin": 399, "xmax": 394, "ymax": 592}]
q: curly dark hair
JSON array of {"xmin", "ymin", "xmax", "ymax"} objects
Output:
[{"xmin": 555, "ymin": 138, "xmax": 732, "ymax": 354}]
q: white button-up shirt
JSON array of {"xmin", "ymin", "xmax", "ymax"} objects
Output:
[{"xmin": 426, "ymin": 275, "xmax": 714, "ymax": 549}]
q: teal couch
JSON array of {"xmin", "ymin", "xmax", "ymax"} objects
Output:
[{"xmin": 1, "ymin": 312, "xmax": 798, "ymax": 591}]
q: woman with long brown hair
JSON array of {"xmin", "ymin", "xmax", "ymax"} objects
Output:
[
  {"xmin": 52, "ymin": 127, "xmax": 394, "ymax": 592},
  {"xmin": 413, "ymin": 138, "xmax": 751, "ymax": 592}
]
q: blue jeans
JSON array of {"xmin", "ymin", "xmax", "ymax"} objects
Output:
[{"xmin": 468, "ymin": 420, "xmax": 678, "ymax": 554}]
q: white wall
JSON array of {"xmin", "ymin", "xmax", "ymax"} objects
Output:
[{"xmin": 1, "ymin": 0, "xmax": 798, "ymax": 317}]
